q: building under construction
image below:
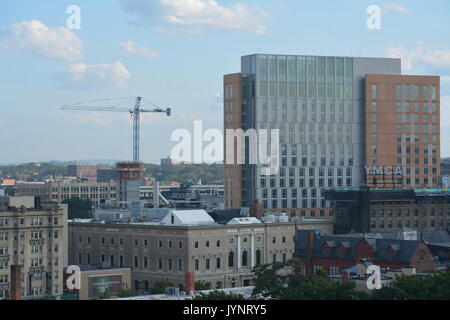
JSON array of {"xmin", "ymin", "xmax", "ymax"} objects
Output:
[{"xmin": 115, "ymin": 162, "xmax": 144, "ymax": 216}]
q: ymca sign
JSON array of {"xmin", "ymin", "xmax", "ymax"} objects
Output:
[{"xmin": 365, "ymin": 166, "xmax": 403, "ymax": 176}]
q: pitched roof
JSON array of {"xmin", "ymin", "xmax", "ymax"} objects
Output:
[{"xmin": 295, "ymin": 230, "xmax": 424, "ymax": 263}]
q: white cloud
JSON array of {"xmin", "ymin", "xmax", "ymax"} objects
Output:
[
  {"xmin": 121, "ymin": 0, "xmax": 269, "ymax": 35},
  {"xmin": 385, "ymin": 42, "xmax": 450, "ymax": 72},
  {"xmin": 120, "ymin": 41, "xmax": 158, "ymax": 59},
  {"xmin": 0, "ymin": 20, "xmax": 83, "ymax": 61},
  {"xmin": 383, "ymin": 3, "xmax": 409, "ymax": 14},
  {"xmin": 55, "ymin": 61, "xmax": 131, "ymax": 89}
]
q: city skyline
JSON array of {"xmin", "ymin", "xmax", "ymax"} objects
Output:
[{"xmin": 0, "ymin": 0, "xmax": 450, "ymax": 164}]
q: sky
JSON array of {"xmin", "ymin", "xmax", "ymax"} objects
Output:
[{"xmin": 0, "ymin": 0, "xmax": 449, "ymax": 164}]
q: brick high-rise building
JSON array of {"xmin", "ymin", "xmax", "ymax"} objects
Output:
[
  {"xmin": 364, "ymin": 74, "xmax": 440, "ymax": 188},
  {"xmin": 224, "ymin": 54, "xmax": 440, "ymax": 218}
]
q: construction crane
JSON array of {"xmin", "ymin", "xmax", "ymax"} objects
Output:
[{"xmin": 62, "ymin": 97, "xmax": 171, "ymax": 162}]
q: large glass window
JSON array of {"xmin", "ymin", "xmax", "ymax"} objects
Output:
[
  {"xmin": 344, "ymin": 57, "xmax": 353, "ymax": 98},
  {"xmin": 335, "ymin": 57, "xmax": 344, "ymax": 98},
  {"xmin": 268, "ymin": 55, "xmax": 277, "ymax": 97},
  {"xmin": 297, "ymin": 57, "xmax": 306, "ymax": 97},
  {"xmin": 326, "ymin": 57, "xmax": 335, "ymax": 98},
  {"xmin": 307, "ymin": 57, "xmax": 316, "ymax": 97},
  {"xmin": 287, "ymin": 56, "xmax": 296, "ymax": 97},
  {"xmin": 318, "ymin": 57, "xmax": 326, "ymax": 98}
]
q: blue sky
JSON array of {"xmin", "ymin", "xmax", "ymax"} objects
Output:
[{"xmin": 0, "ymin": 0, "xmax": 449, "ymax": 164}]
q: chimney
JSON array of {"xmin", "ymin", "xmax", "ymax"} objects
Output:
[
  {"xmin": 10, "ymin": 265, "xmax": 21, "ymax": 300},
  {"xmin": 307, "ymin": 232, "xmax": 315, "ymax": 256},
  {"xmin": 185, "ymin": 272, "xmax": 195, "ymax": 295}
]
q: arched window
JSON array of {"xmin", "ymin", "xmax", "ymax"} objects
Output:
[
  {"xmin": 242, "ymin": 250, "xmax": 248, "ymax": 267},
  {"xmin": 228, "ymin": 251, "xmax": 234, "ymax": 267},
  {"xmin": 256, "ymin": 250, "xmax": 261, "ymax": 265}
]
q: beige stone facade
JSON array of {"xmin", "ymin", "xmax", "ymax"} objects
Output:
[
  {"xmin": 0, "ymin": 202, "xmax": 68, "ymax": 299},
  {"xmin": 68, "ymin": 219, "xmax": 333, "ymax": 294}
]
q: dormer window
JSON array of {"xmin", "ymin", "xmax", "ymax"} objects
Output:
[{"xmin": 387, "ymin": 244, "xmax": 400, "ymax": 260}]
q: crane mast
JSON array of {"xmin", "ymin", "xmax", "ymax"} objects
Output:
[
  {"xmin": 133, "ymin": 97, "xmax": 141, "ymax": 162},
  {"xmin": 61, "ymin": 96, "xmax": 171, "ymax": 163}
]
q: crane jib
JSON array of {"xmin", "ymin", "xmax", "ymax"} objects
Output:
[{"xmin": 61, "ymin": 96, "xmax": 171, "ymax": 163}]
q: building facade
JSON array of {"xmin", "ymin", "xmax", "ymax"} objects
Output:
[
  {"xmin": 295, "ymin": 230, "xmax": 435, "ymax": 276},
  {"xmin": 0, "ymin": 197, "xmax": 68, "ymax": 300},
  {"xmin": 15, "ymin": 181, "xmax": 117, "ymax": 207},
  {"xmin": 365, "ymin": 74, "xmax": 440, "ymax": 188},
  {"xmin": 224, "ymin": 54, "xmax": 440, "ymax": 218},
  {"xmin": 326, "ymin": 188, "xmax": 450, "ymax": 234},
  {"xmin": 68, "ymin": 219, "xmax": 333, "ymax": 295},
  {"xmin": 67, "ymin": 164, "xmax": 98, "ymax": 183}
]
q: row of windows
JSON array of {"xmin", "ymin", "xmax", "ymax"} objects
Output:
[
  {"xmin": 371, "ymin": 219, "xmax": 450, "ymax": 229},
  {"xmin": 395, "ymin": 85, "xmax": 437, "ymax": 101},
  {"xmin": 371, "ymin": 208, "xmax": 450, "ymax": 217},
  {"xmin": 262, "ymin": 199, "xmax": 330, "ymax": 210},
  {"xmin": 258, "ymin": 56, "xmax": 353, "ymax": 99},
  {"xmin": 370, "ymin": 124, "xmax": 438, "ymax": 134},
  {"xmin": 56, "ymin": 186, "xmax": 114, "ymax": 192}
]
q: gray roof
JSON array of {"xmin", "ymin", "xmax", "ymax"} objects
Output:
[{"xmin": 295, "ymin": 230, "xmax": 424, "ymax": 263}]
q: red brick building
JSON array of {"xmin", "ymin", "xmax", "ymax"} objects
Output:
[{"xmin": 295, "ymin": 230, "xmax": 435, "ymax": 275}]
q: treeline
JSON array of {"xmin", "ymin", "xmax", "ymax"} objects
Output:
[
  {"xmin": 0, "ymin": 162, "xmax": 67, "ymax": 181},
  {"xmin": 0, "ymin": 162, "xmax": 224, "ymax": 185},
  {"xmin": 252, "ymin": 260, "xmax": 450, "ymax": 300},
  {"xmin": 143, "ymin": 163, "xmax": 223, "ymax": 184}
]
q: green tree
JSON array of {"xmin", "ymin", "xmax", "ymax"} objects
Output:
[
  {"xmin": 117, "ymin": 288, "xmax": 135, "ymax": 298},
  {"xmin": 62, "ymin": 197, "xmax": 92, "ymax": 219},
  {"xmin": 372, "ymin": 272, "xmax": 450, "ymax": 300},
  {"xmin": 195, "ymin": 280, "xmax": 208, "ymax": 291},
  {"xmin": 150, "ymin": 279, "xmax": 173, "ymax": 294},
  {"xmin": 193, "ymin": 291, "xmax": 245, "ymax": 300},
  {"xmin": 252, "ymin": 259, "xmax": 368, "ymax": 300}
]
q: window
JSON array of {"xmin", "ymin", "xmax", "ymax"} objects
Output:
[
  {"xmin": 371, "ymin": 84, "xmax": 377, "ymax": 99},
  {"xmin": 216, "ymin": 257, "xmax": 221, "ymax": 269},
  {"xmin": 195, "ymin": 259, "xmax": 199, "ymax": 271},
  {"xmin": 206, "ymin": 258, "xmax": 210, "ymax": 270},
  {"xmin": 256, "ymin": 250, "xmax": 261, "ymax": 265},
  {"xmin": 242, "ymin": 251, "xmax": 248, "ymax": 267},
  {"xmin": 194, "ymin": 241, "xmax": 199, "ymax": 249},
  {"xmin": 313, "ymin": 265, "xmax": 323, "ymax": 274},
  {"xmin": 228, "ymin": 251, "xmax": 234, "ymax": 268},
  {"xmin": 134, "ymin": 256, "xmax": 139, "ymax": 268}
]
